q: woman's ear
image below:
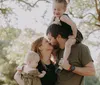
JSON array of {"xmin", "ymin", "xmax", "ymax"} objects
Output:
[{"xmin": 39, "ymin": 46, "xmax": 42, "ymax": 51}]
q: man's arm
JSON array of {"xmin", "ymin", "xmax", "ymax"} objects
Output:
[
  {"xmin": 60, "ymin": 60, "xmax": 95, "ymax": 76},
  {"xmin": 59, "ymin": 44, "xmax": 96, "ymax": 76},
  {"xmin": 73, "ymin": 61, "xmax": 95, "ymax": 76}
]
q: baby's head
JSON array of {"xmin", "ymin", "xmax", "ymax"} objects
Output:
[
  {"xmin": 53, "ymin": 0, "xmax": 68, "ymax": 17},
  {"xmin": 24, "ymin": 51, "xmax": 40, "ymax": 68}
]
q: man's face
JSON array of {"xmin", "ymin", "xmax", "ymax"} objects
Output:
[{"xmin": 47, "ymin": 33, "xmax": 58, "ymax": 47}]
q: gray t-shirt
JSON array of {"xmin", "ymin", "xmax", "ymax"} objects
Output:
[{"xmin": 56, "ymin": 43, "xmax": 93, "ymax": 85}]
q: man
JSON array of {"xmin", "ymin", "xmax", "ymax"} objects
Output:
[{"xmin": 46, "ymin": 21, "xmax": 95, "ymax": 85}]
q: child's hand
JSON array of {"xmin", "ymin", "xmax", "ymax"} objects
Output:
[
  {"xmin": 41, "ymin": 71, "xmax": 46, "ymax": 75},
  {"xmin": 59, "ymin": 58, "xmax": 70, "ymax": 70},
  {"xmin": 16, "ymin": 66, "xmax": 23, "ymax": 72},
  {"xmin": 38, "ymin": 71, "xmax": 46, "ymax": 78},
  {"xmin": 53, "ymin": 17, "xmax": 61, "ymax": 25}
]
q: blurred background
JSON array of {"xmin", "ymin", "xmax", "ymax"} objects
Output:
[{"xmin": 0, "ymin": 0, "xmax": 100, "ymax": 85}]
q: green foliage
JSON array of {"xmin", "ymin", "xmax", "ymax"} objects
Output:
[
  {"xmin": 0, "ymin": 27, "xmax": 42, "ymax": 85},
  {"xmin": 0, "ymin": 8, "xmax": 12, "ymax": 15},
  {"xmin": 0, "ymin": 27, "xmax": 21, "ymax": 41},
  {"xmin": 85, "ymin": 76, "xmax": 100, "ymax": 85},
  {"xmin": 0, "ymin": 0, "xmax": 100, "ymax": 85},
  {"xmin": 0, "ymin": 27, "xmax": 21, "ymax": 85}
]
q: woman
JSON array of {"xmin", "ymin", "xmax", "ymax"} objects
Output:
[{"xmin": 14, "ymin": 37, "xmax": 57, "ymax": 85}]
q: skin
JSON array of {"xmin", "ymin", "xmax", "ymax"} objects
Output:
[
  {"xmin": 28, "ymin": 56, "xmax": 40, "ymax": 68},
  {"xmin": 53, "ymin": 2, "xmax": 77, "ymax": 38},
  {"xmin": 53, "ymin": 2, "xmax": 66, "ymax": 18},
  {"xmin": 47, "ymin": 33, "xmax": 95, "ymax": 76},
  {"xmin": 14, "ymin": 38, "xmax": 54, "ymax": 85}
]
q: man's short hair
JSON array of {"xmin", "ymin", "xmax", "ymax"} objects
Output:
[{"xmin": 46, "ymin": 21, "xmax": 72, "ymax": 39}]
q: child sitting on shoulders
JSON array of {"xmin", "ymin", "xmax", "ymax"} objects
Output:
[{"xmin": 51, "ymin": 0, "xmax": 77, "ymax": 72}]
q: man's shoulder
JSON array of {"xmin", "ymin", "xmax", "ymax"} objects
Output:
[{"xmin": 73, "ymin": 43, "xmax": 88, "ymax": 49}]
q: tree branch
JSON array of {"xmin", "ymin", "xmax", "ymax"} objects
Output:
[
  {"xmin": 84, "ymin": 28, "xmax": 100, "ymax": 40},
  {"xmin": 0, "ymin": 0, "xmax": 7, "ymax": 3},
  {"xmin": 69, "ymin": 10, "xmax": 97, "ymax": 20},
  {"xmin": 94, "ymin": 0, "xmax": 99, "ymax": 14},
  {"xmin": 95, "ymin": 23, "xmax": 100, "ymax": 27},
  {"xmin": 94, "ymin": 0, "xmax": 100, "ymax": 22},
  {"xmin": 18, "ymin": 0, "xmax": 50, "ymax": 8},
  {"xmin": 83, "ymin": 13, "xmax": 97, "ymax": 19}
]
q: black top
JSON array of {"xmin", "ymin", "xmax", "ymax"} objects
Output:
[
  {"xmin": 37, "ymin": 61, "xmax": 57, "ymax": 85},
  {"xmin": 53, "ymin": 13, "xmax": 83, "ymax": 44}
]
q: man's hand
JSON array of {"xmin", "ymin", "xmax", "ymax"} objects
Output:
[{"xmin": 59, "ymin": 58, "xmax": 71, "ymax": 70}]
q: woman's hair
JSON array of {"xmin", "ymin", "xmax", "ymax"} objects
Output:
[
  {"xmin": 54, "ymin": 0, "xmax": 68, "ymax": 8},
  {"xmin": 31, "ymin": 37, "xmax": 44, "ymax": 58}
]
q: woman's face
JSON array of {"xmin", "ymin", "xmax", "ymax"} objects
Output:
[{"xmin": 40, "ymin": 38, "xmax": 53, "ymax": 52}]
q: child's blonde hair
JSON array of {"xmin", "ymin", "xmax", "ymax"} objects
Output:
[
  {"xmin": 54, "ymin": 0, "xmax": 68, "ymax": 8},
  {"xmin": 24, "ymin": 51, "xmax": 40, "ymax": 64}
]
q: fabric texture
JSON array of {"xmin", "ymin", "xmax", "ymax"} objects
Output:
[
  {"xmin": 37, "ymin": 61, "xmax": 57, "ymax": 85},
  {"xmin": 21, "ymin": 69, "xmax": 41, "ymax": 85},
  {"xmin": 55, "ymin": 43, "xmax": 93, "ymax": 85}
]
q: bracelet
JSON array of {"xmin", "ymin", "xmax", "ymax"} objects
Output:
[
  {"xmin": 67, "ymin": 65, "xmax": 72, "ymax": 71},
  {"xmin": 67, "ymin": 65, "xmax": 75, "ymax": 72},
  {"xmin": 70, "ymin": 65, "xmax": 75, "ymax": 72}
]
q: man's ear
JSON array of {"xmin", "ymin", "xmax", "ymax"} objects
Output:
[{"xmin": 56, "ymin": 34, "xmax": 61, "ymax": 40}]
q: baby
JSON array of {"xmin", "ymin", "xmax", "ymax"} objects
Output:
[{"xmin": 14, "ymin": 51, "xmax": 46, "ymax": 85}]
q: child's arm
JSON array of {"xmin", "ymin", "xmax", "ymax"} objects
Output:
[
  {"xmin": 14, "ymin": 71, "xmax": 24, "ymax": 85},
  {"xmin": 60, "ymin": 15, "xmax": 77, "ymax": 38},
  {"xmin": 38, "ymin": 71, "xmax": 46, "ymax": 78}
]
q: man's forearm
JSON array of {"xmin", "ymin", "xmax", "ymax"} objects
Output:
[
  {"xmin": 73, "ymin": 65, "xmax": 95, "ymax": 76},
  {"xmin": 62, "ymin": 61, "xmax": 95, "ymax": 76}
]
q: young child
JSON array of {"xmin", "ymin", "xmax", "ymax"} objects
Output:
[
  {"xmin": 52, "ymin": 0, "xmax": 77, "ymax": 72},
  {"xmin": 14, "ymin": 51, "xmax": 46, "ymax": 85}
]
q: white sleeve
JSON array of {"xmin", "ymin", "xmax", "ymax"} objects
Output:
[{"xmin": 14, "ymin": 71, "xmax": 24, "ymax": 85}]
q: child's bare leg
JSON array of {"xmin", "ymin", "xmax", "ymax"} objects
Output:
[
  {"xmin": 58, "ymin": 38, "xmax": 76, "ymax": 70},
  {"xmin": 64, "ymin": 38, "xmax": 76, "ymax": 60}
]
